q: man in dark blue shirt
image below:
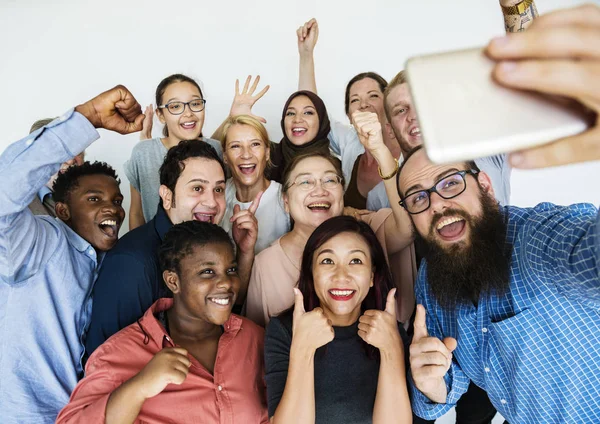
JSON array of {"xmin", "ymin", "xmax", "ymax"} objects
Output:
[{"xmin": 86, "ymin": 140, "xmax": 260, "ymax": 355}]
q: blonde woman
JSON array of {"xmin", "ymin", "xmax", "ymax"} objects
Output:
[{"xmin": 220, "ymin": 115, "xmax": 290, "ymax": 253}]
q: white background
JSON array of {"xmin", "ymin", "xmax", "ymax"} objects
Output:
[{"xmin": 1, "ymin": 0, "xmax": 598, "ymax": 421}]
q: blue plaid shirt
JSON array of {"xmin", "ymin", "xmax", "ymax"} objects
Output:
[{"xmin": 411, "ymin": 203, "xmax": 600, "ymax": 424}]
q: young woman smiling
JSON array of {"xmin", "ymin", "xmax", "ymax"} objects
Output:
[
  {"xmin": 125, "ymin": 74, "xmax": 222, "ymax": 230},
  {"xmin": 264, "ymin": 216, "xmax": 411, "ymax": 424},
  {"xmin": 220, "ymin": 115, "xmax": 290, "ymax": 253},
  {"xmin": 57, "ymin": 221, "xmax": 268, "ymax": 423}
]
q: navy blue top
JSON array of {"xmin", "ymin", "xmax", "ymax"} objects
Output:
[{"xmin": 85, "ymin": 205, "xmax": 172, "ymax": 356}]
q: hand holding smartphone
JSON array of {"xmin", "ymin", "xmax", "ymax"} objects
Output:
[{"xmin": 405, "ymin": 4, "xmax": 600, "ymax": 169}]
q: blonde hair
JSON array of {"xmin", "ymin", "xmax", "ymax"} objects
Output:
[
  {"xmin": 30, "ymin": 118, "xmax": 57, "ymax": 134},
  {"xmin": 221, "ymin": 115, "xmax": 272, "ymax": 169},
  {"xmin": 383, "ymin": 70, "xmax": 407, "ymax": 122}
]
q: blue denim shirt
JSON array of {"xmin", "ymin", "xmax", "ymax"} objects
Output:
[
  {"xmin": 411, "ymin": 203, "xmax": 600, "ymax": 423},
  {"xmin": 0, "ymin": 110, "xmax": 100, "ymax": 423}
]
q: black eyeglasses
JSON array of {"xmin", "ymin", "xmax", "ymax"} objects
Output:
[
  {"xmin": 158, "ymin": 99, "xmax": 207, "ymax": 115},
  {"xmin": 399, "ymin": 169, "xmax": 479, "ymax": 215}
]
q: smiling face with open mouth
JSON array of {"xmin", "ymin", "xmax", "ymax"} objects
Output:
[
  {"xmin": 284, "ymin": 95, "xmax": 320, "ymax": 146},
  {"xmin": 63, "ymin": 174, "xmax": 125, "ymax": 252},
  {"xmin": 167, "ymin": 242, "xmax": 240, "ymax": 326},
  {"xmin": 224, "ymin": 123, "xmax": 270, "ymax": 190},
  {"xmin": 162, "ymin": 157, "xmax": 227, "ymax": 226},
  {"xmin": 156, "ymin": 81, "xmax": 205, "ymax": 143},
  {"xmin": 312, "ymin": 231, "xmax": 374, "ymax": 326},
  {"xmin": 399, "ymin": 149, "xmax": 495, "ymax": 252},
  {"xmin": 386, "ymin": 83, "xmax": 422, "ymax": 154},
  {"xmin": 283, "ymin": 156, "xmax": 344, "ymax": 231}
]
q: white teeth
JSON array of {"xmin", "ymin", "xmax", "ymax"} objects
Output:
[
  {"xmin": 239, "ymin": 164, "xmax": 255, "ymax": 168},
  {"xmin": 292, "ymin": 128, "xmax": 306, "ymax": 133},
  {"xmin": 100, "ymin": 219, "xmax": 116, "ymax": 226},
  {"xmin": 410, "ymin": 127, "xmax": 421, "ymax": 136},
  {"xmin": 330, "ymin": 290, "xmax": 354, "ymax": 296},
  {"xmin": 437, "ymin": 216, "xmax": 463, "ymax": 230},
  {"xmin": 209, "ymin": 298, "xmax": 230, "ymax": 306}
]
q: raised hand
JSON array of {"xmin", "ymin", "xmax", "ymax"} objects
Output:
[
  {"xmin": 487, "ymin": 4, "xmax": 600, "ymax": 168},
  {"xmin": 291, "ymin": 288, "xmax": 334, "ymax": 352},
  {"xmin": 358, "ymin": 288, "xmax": 402, "ymax": 353},
  {"xmin": 297, "ymin": 18, "xmax": 319, "ymax": 55},
  {"xmin": 230, "ymin": 75, "xmax": 270, "ymax": 123},
  {"xmin": 140, "ymin": 104, "xmax": 154, "ymax": 140},
  {"xmin": 231, "ymin": 190, "xmax": 262, "ymax": 255},
  {"xmin": 409, "ymin": 305, "xmax": 457, "ymax": 402},
  {"xmin": 75, "ymin": 85, "xmax": 144, "ymax": 134},
  {"xmin": 132, "ymin": 347, "xmax": 191, "ymax": 399},
  {"xmin": 352, "ymin": 111, "xmax": 385, "ymax": 153}
]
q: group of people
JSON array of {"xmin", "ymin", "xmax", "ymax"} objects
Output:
[{"xmin": 1, "ymin": 1, "xmax": 599, "ymax": 423}]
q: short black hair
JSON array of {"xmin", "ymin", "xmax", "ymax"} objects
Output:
[
  {"xmin": 159, "ymin": 140, "xmax": 225, "ymax": 207},
  {"xmin": 159, "ymin": 220, "xmax": 234, "ymax": 276},
  {"xmin": 52, "ymin": 161, "xmax": 120, "ymax": 203},
  {"xmin": 396, "ymin": 145, "xmax": 479, "ymax": 199}
]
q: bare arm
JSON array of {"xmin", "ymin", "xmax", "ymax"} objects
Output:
[
  {"xmin": 271, "ymin": 344, "xmax": 317, "ymax": 423},
  {"xmin": 297, "ymin": 19, "xmax": 318, "ymax": 93},
  {"xmin": 373, "ymin": 346, "xmax": 411, "ymax": 423},
  {"xmin": 105, "ymin": 378, "xmax": 146, "ymax": 424},
  {"xmin": 353, "ymin": 112, "xmax": 413, "ymax": 254},
  {"xmin": 128, "ymin": 185, "xmax": 145, "ymax": 231},
  {"xmin": 500, "ymin": 0, "xmax": 538, "ymax": 33}
]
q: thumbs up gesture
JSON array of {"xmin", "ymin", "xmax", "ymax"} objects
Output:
[
  {"xmin": 358, "ymin": 288, "xmax": 402, "ymax": 353},
  {"xmin": 291, "ymin": 288, "xmax": 334, "ymax": 352},
  {"xmin": 409, "ymin": 304, "xmax": 457, "ymax": 402}
]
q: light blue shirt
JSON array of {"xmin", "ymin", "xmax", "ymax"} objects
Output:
[
  {"xmin": 411, "ymin": 203, "xmax": 600, "ymax": 423},
  {"xmin": 37, "ymin": 185, "xmax": 53, "ymax": 202},
  {"xmin": 367, "ymin": 154, "xmax": 512, "ymax": 211},
  {"xmin": 0, "ymin": 110, "xmax": 100, "ymax": 423}
]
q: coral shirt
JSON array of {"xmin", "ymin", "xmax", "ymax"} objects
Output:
[{"xmin": 57, "ymin": 298, "xmax": 268, "ymax": 423}]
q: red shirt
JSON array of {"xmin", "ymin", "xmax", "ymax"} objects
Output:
[{"xmin": 57, "ymin": 298, "xmax": 268, "ymax": 423}]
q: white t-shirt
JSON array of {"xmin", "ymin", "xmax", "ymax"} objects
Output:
[{"xmin": 221, "ymin": 179, "xmax": 290, "ymax": 254}]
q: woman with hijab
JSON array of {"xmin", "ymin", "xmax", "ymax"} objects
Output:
[{"xmin": 269, "ymin": 90, "xmax": 332, "ymax": 183}]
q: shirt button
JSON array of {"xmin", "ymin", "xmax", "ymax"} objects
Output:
[
  {"xmin": 482, "ymin": 327, "xmax": 488, "ymax": 333},
  {"xmin": 501, "ymin": 399, "xmax": 507, "ymax": 404},
  {"xmin": 484, "ymin": 367, "xmax": 490, "ymax": 373},
  {"xmin": 88, "ymin": 247, "xmax": 95, "ymax": 255},
  {"xmin": 218, "ymin": 385, "xmax": 223, "ymax": 391},
  {"xmin": 26, "ymin": 138, "xmax": 34, "ymax": 146}
]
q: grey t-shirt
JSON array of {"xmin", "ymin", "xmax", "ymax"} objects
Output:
[
  {"xmin": 124, "ymin": 137, "xmax": 222, "ymax": 222},
  {"xmin": 265, "ymin": 313, "xmax": 409, "ymax": 423},
  {"xmin": 366, "ymin": 154, "xmax": 512, "ymax": 211}
]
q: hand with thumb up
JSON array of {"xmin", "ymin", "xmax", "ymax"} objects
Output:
[
  {"xmin": 358, "ymin": 288, "xmax": 403, "ymax": 354},
  {"xmin": 409, "ymin": 304, "xmax": 457, "ymax": 403},
  {"xmin": 291, "ymin": 288, "xmax": 335, "ymax": 353}
]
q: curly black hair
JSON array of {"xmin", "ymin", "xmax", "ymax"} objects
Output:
[
  {"xmin": 52, "ymin": 161, "xmax": 120, "ymax": 203},
  {"xmin": 159, "ymin": 220, "xmax": 234, "ymax": 277},
  {"xmin": 159, "ymin": 140, "xmax": 225, "ymax": 207}
]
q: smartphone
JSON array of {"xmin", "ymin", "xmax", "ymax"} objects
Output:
[{"xmin": 405, "ymin": 47, "xmax": 590, "ymax": 164}]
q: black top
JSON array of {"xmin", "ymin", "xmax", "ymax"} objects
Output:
[
  {"xmin": 265, "ymin": 313, "xmax": 409, "ymax": 424},
  {"xmin": 85, "ymin": 204, "xmax": 173, "ymax": 356},
  {"xmin": 344, "ymin": 154, "xmax": 367, "ymax": 210}
]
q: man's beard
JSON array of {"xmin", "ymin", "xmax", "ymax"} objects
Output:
[{"xmin": 415, "ymin": 192, "xmax": 512, "ymax": 309}]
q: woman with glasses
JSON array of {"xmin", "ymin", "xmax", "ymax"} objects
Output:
[
  {"xmin": 265, "ymin": 216, "xmax": 412, "ymax": 424},
  {"xmin": 246, "ymin": 114, "xmax": 415, "ymax": 327},
  {"xmin": 219, "ymin": 115, "xmax": 290, "ymax": 253},
  {"xmin": 124, "ymin": 74, "xmax": 222, "ymax": 230}
]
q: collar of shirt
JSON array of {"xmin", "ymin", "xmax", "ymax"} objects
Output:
[
  {"xmin": 37, "ymin": 185, "xmax": 53, "ymax": 202},
  {"xmin": 55, "ymin": 218, "xmax": 103, "ymax": 265},
  {"xmin": 138, "ymin": 298, "xmax": 243, "ymax": 349},
  {"xmin": 154, "ymin": 204, "xmax": 174, "ymax": 242}
]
